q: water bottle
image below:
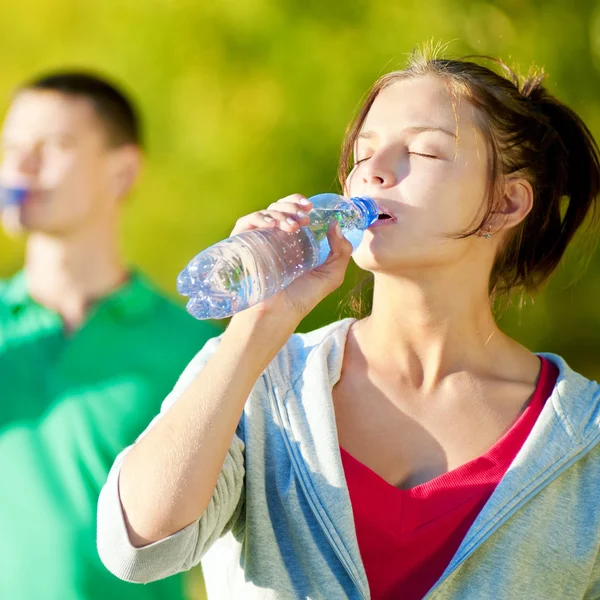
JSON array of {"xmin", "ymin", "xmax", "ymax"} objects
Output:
[
  {"xmin": 0, "ymin": 186, "xmax": 28, "ymax": 207},
  {"xmin": 177, "ymin": 193, "xmax": 379, "ymax": 319}
]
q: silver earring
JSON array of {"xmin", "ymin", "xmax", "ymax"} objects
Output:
[{"xmin": 483, "ymin": 232, "xmax": 492, "ymax": 239}]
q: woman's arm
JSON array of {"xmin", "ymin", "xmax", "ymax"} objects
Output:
[
  {"xmin": 118, "ymin": 309, "xmax": 295, "ymax": 547},
  {"xmin": 116, "ymin": 195, "xmax": 353, "ymax": 548}
]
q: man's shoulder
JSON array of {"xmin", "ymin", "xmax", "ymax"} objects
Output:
[
  {"xmin": 0, "ymin": 271, "xmax": 26, "ymax": 306},
  {"xmin": 151, "ymin": 289, "xmax": 222, "ymax": 334},
  {"xmin": 0, "ymin": 280, "xmax": 10, "ymax": 302},
  {"xmin": 131, "ymin": 273, "xmax": 222, "ymax": 341}
]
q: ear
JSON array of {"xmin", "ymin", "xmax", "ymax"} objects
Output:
[
  {"xmin": 107, "ymin": 145, "xmax": 142, "ymax": 202},
  {"xmin": 491, "ymin": 174, "xmax": 534, "ymax": 233}
]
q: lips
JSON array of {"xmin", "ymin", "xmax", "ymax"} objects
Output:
[
  {"xmin": 377, "ymin": 210, "xmax": 395, "ymax": 221},
  {"xmin": 369, "ymin": 202, "xmax": 397, "ymax": 228}
]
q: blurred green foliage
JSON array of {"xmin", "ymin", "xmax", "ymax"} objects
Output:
[{"xmin": 1, "ymin": 0, "xmax": 600, "ymax": 384}]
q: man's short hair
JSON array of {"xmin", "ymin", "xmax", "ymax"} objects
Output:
[{"xmin": 21, "ymin": 71, "xmax": 143, "ymax": 149}]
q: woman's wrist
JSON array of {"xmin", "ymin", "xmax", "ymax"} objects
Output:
[{"xmin": 223, "ymin": 307, "xmax": 299, "ymax": 374}]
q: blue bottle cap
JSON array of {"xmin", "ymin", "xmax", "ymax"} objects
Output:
[
  {"xmin": 0, "ymin": 186, "xmax": 29, "ymax": 207},
  {"xmin": 349, "ymin": 196, "xmax": 379, "ymax": 228}
]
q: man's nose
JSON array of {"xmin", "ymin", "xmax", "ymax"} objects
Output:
[{"xmin": 13, "ymin": 144, "xmax": 43, "ymax": 178}]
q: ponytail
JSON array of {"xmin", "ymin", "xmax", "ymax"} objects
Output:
[{"xmin": 491, "ymin": 79, "xmax": 600, "ymax": 294}]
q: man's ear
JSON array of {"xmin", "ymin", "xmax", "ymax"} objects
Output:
[
  {"xmin": 108, "ymin": 145, "xmax": 142, "ymax": 202},
  {"xmin": 490, "ymin": 174, "xmax": 534, "ymax": 233}
]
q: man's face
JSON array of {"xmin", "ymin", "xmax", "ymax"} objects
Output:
[{"xmin": 0, "ymin": 90, "xmax": 120, "ymax": 236}]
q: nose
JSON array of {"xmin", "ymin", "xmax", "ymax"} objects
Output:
[
  {"xmin": 16, "ymin": 144, "xmax": 43, "ymax": 177},
  {"xmin": 360, "ymin": 148, "xmax": 400, "ymax": 189},
  {"xmin": 1, "ymin": 143, "xmax": 43, "ymax": 181}
]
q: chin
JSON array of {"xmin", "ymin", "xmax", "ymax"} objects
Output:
[
  {"xmin": 352, "ymin": 250, "xmax": 391, "ymax": 273},
  {"xmin": 1, "ymin": 207, "xmax": 61, "ymax": 237},
  {"xmin": 353, "ymin": 236, "xmax": 399, "ymax": 269},
  {"xmin": 353, "ymin": 243, "xmax": 429, "ymax": 277}
]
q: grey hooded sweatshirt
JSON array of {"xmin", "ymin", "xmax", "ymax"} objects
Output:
[{"xmin": 97, "ymin": 319, "xmax": 600, "ymax": 599}]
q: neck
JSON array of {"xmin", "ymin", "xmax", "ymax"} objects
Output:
[
  {"xmin": 24, "ymin": 224, "xmax": 128, "ymax": 332},
  {"xmin": 355, "ymin": 266, "xmax": 523, "ymax": 391}
]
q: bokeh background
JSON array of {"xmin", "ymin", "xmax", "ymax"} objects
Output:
[{"xmin": 1, "ymin": 1, "xmax": 600, "ymax": 594}]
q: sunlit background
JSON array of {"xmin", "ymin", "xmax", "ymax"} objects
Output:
[{"xmin": 2, "ymin": 0, "xmax": 600, "ymax": 372}]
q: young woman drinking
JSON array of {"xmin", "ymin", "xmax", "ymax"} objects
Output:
[{"xmin": 98, "ymin": 49, "xmax": 600, "ymax": 600}]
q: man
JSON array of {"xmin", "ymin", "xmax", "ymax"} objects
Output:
[{"xmin": 0, "ymin": 72, "xmax": 218, "ymax": 599}]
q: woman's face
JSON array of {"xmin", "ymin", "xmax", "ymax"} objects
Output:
[{"xmin": 347, "ymin": 75, "xmax": 492, "ymax": 275}]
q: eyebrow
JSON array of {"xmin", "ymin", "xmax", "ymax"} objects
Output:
[{"xmin": 358, "ymin": 125, "xmax": 457, "ymax": 140}]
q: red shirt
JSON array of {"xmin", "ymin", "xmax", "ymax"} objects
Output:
[{"xmin": 340, "ymin": 357, "xmax": 558, "ymax": 600}]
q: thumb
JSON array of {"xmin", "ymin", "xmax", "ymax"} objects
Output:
[{"xmin": 321, "ymin": 220, "xmax": 354, "ymax": 271}]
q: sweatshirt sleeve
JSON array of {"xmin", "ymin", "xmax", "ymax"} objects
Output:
[{"xmin": 96, "ymin": 334, "xmax": 246, "ymax": 584}]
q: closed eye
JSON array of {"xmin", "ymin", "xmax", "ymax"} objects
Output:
[
  {"xmin": 409, "ymin": 152, "xmax": 438, "ymax": 159},
  {"xmin": 352, "ymin": 157, "xmax": 371, "ymax": 167}
]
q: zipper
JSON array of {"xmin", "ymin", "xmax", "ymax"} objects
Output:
[{"xmin": 264, "ymin": 367, "xmax": 369, "ymax": 600}]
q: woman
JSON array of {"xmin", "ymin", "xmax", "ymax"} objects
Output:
[{"xmin": 97, "ymin": 49, "xmax": 600, "ymax": 600}]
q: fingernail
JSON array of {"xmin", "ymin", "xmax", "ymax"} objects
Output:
[
  {"xmin": 335, "ymin": 222, "xmax": 343, "ymax": 239},
  {"xmin": 263, "ymin": 215, "xmax": 273, "ymax": 222},
  {"xmin": 299, "ymin": 198, "xmax": 311, "ymax": 206},
  {"xmin": 297, "ymin": 210, "xmax": 307, "ymax": 218},
  {"xmin": 286, "ymin": 217, "xmax": 297, "ymax": 225}
]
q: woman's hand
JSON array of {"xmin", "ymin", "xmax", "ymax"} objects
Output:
[{"xmin": 230, "ymin": 194, "xmax": 354, "ymax": 326}]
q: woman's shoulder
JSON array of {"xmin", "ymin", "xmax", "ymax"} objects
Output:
[
  {"xmin": 537, "ymin": 352, "xmax": 600, "ymax": 440},
  {"xmin": 283, "ymin": 317, "xmax": 355, "ymax": 360},
  {"xmin": 537, "ymin": 352, "xmax": 598, "ymax": 390},
  {"xmin": 289, "ymin": 317, "xmax": 356, "ymax": 348},
  {"xmin": 268, "ymin": 318, "xmax": 356, "ymax": 384}
]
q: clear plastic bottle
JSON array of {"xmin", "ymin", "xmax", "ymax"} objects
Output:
[{"xmin": 177, "ymin": 193, "xmax": 379, "ymax": 319}]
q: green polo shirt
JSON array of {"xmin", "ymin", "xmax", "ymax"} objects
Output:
[{"xmin": 0, "ymin": 270, "xmax": 219, "ymax": 600}]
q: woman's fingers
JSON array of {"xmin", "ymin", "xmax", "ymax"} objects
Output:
[
  {"xmin": 231, "ymin": 211, "xmax": 305, "ymax": 236},
  {"xmin": 230, "ymin": 196, "xmax": 313, "ymax": 236},
  {"xmin": 273, "ymin": 194, "xmax": 312, "ymax": 208},
  {"xmin": 262, "ymin": 209, "xmax": 310, "ymax": 228},
  {"xmin": 230, "ymin": 212, "xmax": 278, "ymax": 235}
]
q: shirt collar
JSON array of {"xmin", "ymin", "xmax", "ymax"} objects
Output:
[
  {"xmin": 98, "ymin": 271, "xmax": 161, "ymax": 322},
  {"xmin": 0, "ymin": 269, "xmax": 161, "ymax": 322},
  {"xmin": 0, "ymin": 270, "xmax": 30, "ymax": 311}
]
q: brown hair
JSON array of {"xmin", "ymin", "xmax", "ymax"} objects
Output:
[
  {"xmin": 23, "ymin": 71, "xmax": 143, "ymax": 149},
  {"xmin": 339, "ymin": 46, "xmax": 600, "ymax": 306}
]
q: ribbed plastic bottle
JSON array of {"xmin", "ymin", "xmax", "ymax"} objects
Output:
[{"xmin": 177, "ymin": 193, "xmax": 379, "ymax": 319}]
